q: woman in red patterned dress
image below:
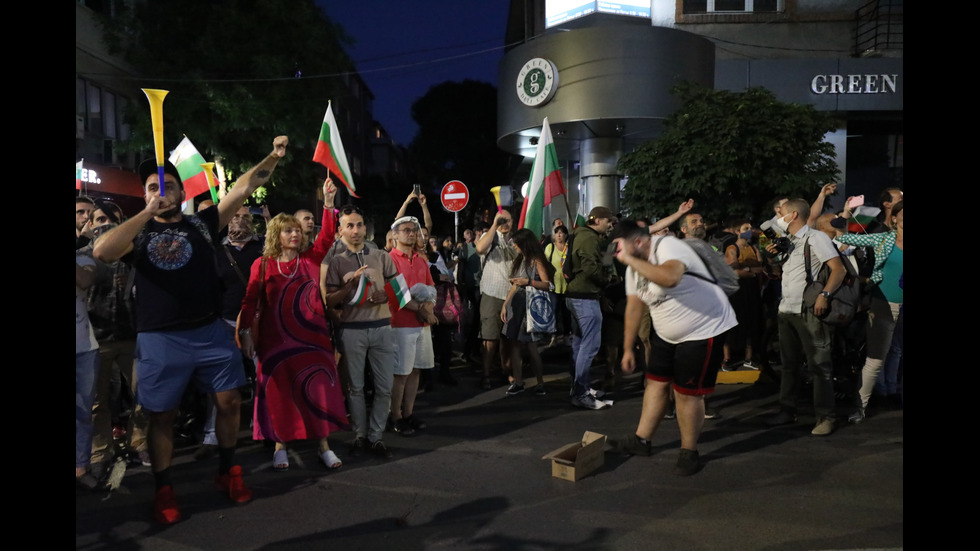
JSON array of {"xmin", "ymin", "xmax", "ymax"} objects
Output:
[{"xmin": 239, "ymin": 179, "xmax": 348, "ymax": 471}]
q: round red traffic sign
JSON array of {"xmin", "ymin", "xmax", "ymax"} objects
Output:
[{"xmin": 440, "ymin": 180, "xmax": 469, "ymax": 212}]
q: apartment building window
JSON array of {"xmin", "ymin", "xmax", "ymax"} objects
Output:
[
  {"xmin": 683, "ymin": 0, "xmax": 782, "ymax": 14},
  {"xmin": 77, "ymin": 76, "xmax": 131, "ymax": 141}
]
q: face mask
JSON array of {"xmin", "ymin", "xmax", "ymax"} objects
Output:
[
  {"xmin": 774, "ymin": 215, "xmax": 792, "ymax": 234},
  {"xmin": 740, "ymin": 230, "xmax": 753, "ymax": 241},
  {"xmin": 92, "ymin": 223, "xmax": 117, "ymax": 239},
  {"xmin": 227, "ymin": 222, "xmax": 255, "ymax": 242}
]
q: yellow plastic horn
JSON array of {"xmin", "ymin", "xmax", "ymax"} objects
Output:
[
  {"xmin": 142, "ymin": 88, "xmax": 170, "ymax": 196},
  {"xmin": 200, "ymin": 162, "xmax": 219, "ymax": 204},
  {"xmin": 490, "ymin": 186, "xmax": 502, "ymax": 212}
]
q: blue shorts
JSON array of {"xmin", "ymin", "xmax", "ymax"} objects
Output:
[{"xmin": 135, "ymin": 319, "xmax": 246, "ymax": 412}]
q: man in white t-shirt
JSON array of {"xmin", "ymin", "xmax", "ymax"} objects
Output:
[{"xmin": 611, "ymin": 221, "xmax": 737, "ymax": 475}]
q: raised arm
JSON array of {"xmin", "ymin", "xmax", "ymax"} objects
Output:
[
  {"xmin": 648, "ymin": 199, "xmax": 693, "ymax": 234},
  {"xmin": 476, "ymin": 211, "xmax": 508, "ymax": 255},
  {"xmin": 418, "ymin": 193, "xmax": 433, "ymax": 234},
  {"xmin": 808, "ymin": 183, "xmax": 837, "ymax": 228},
  {"xmin": 218, "ymin": 136, "xmax": 289, "ymax": 230},
  {"xmin": 307, "ymin": 178, "xmax": 338, "ymax": 263}
]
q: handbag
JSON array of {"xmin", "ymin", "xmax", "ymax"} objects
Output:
[
  {"xmin": 434, "ymin": 282, "xmax": 462, "ymax": 325},
  {"xmin": 525, "ymin": 285, "xmax": 557, "ymax": 334},
  {"xmin": 802, "ymin": 239, "xmax": 861, "ymax": 326},
  {"xmin": 235, "ymin": 257, "xmax": 267, "ymax": 348}
]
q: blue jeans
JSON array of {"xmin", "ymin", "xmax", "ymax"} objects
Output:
[
  {"xmin": 567, "ymin": 298, "xmax": 602, "ymax": 397},
  {"xmin": 76, "ymin": 349, "xmax": 100, "ymax": 469},
  {"xmin": 875, "ymin": 306, "xmax": 903, "ymax": 397}
]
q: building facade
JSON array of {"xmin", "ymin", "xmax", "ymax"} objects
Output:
[{"xmin": 499, "ymin": 0, "xmax": 903, "ymax": 218}]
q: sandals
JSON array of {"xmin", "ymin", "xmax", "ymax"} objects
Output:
[
  {"xmin": 273, "ymin": 449, "xmax": 289, "ymax": 472},
  {"xmin": 320, "ymin": 449, "xmax": 342, "ymax": 470}
]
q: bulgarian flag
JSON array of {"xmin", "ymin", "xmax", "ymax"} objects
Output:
[
  {"xmin": 385, "ymin": 273, "xmax": 412, "ymax": 310},
  {"xmin": 519, "ymin": 117, "xmax": 565, "ymax": 238},
  {"xmin": 574, "ymin": 204, "xmax": 587, "ymax": 229},
  {"xmin": 76, "ymin": 159, "xmax": 84, "ymax": 190},
  {"xmin": 347, "ymin": 273, "xmax": 374, "ymax": 306},
  {"xmin": 169, "ymin": 137, "xmax": 219, "ymax": 200},
  {"xmin": 848, "ymin": 205, "xmax": 881, "ymax": 233},
  {"xmin": 313, "ymin": 101, "xmax": 358, "ymax": 198}
]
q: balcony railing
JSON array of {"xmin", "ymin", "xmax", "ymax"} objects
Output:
[{"xmin": 854, "ymin": 0, "xmax": 903, "ymax": 57}]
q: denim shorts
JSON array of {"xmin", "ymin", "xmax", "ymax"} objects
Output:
[{"xmin": 135, "ymin": 319, "xmax": 246, "ymax": 412}]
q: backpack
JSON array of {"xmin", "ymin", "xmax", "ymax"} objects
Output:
[
  {"xmin": 653, "ymin": 237, "xmax": 740, "ymax": 296},
  {"xmin": 802, "ymin": 237, "xmax": 862, "ymax": 326},
  {"xmin": 707, "ymin": 231, "xmax": 738, "ymax": 257}
]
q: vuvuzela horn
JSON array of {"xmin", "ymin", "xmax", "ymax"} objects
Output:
[
  {"xmin": 142, "ymin": 88, "xmax": 169, "ymax": 196},
  {"xmin": 200, "ymin": 162, "xmax": 219, "ymax": 204},
  {"xmin": 490, "ymin": 185, "xmax": 502, "ymax": 212}
]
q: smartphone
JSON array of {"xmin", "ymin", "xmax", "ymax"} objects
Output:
[
  {"xmin": 249, "ymin": 207, "xmax": 264, "ymax": 216},
  {"xmin": 847, "ymin": 195, "xmax": 865, "ymax": 209},
  {"xmin": 413, "ymin": 184, "xmax": 422, "ymax": 197}
]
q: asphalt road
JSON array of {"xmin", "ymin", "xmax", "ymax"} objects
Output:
[{"xmin": 76, "ymin": 347, "xmax": 903, "ymax": 551}]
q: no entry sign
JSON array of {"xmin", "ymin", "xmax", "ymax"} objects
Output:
[{"xmin": 440, "ymin": 180, "xmax": 469, "ymax": 212}]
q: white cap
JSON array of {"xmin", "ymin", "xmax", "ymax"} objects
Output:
[{"xmin": 391, "ymin": 215, "xmax": 420, "ymax": 231}]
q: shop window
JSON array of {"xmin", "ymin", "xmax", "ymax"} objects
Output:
[{"xmin": 683, "ymin": 0, "xmax": 782, "ymax": 14}]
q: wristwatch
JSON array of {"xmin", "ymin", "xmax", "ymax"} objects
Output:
[{"xmin": 819, "ymin": 291, "xmax": 832, "ymax": 299}]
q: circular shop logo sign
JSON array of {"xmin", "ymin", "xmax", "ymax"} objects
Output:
[{"xmin": 516, "ymin": 58, "xmax": 558, "ymax": 107}]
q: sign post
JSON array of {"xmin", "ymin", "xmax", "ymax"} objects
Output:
[{"xmin": 440, "ymin": 180, "xmax": 469, "ymax": 243}]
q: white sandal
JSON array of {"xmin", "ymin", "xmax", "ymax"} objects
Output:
[
  {"xmin": 273, "ymin": 449, "xmax": 289, "ymax": 472},
  {"xmin": 320, "ymin": 449, "xmax": 342, "ymax": 470}
]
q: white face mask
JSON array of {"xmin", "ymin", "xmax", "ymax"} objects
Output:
[{"xmin": 774, "ymin": 214, "xmax": 792, "ymax": 234}]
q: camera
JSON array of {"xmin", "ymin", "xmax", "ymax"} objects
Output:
[{"xmin": 762, "ymin": 227, "xmax": 791, "ymax": 255}]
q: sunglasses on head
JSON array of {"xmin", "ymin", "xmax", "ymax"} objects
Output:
[{"xmin": 340, "ymin": 205, "xmax": 361, "ymax": 215}]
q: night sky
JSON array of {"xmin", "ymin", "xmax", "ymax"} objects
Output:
[{"xmin": 319, "ymin": 1, "xmax": 511, "ymax": 147}]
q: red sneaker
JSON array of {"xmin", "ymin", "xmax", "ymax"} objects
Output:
[
  {"xmin": 214, "ymin": 465, "xmax": 252, "ymax": 503},
  {"xmin": 153, "ymin": 485, "xmax": 182, "ymax": 525}
]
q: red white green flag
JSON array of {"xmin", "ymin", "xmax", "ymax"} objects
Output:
[
  {"xmin": 385, "ymin": 273, "xmax": 412, "ymax": 310},
  {"xmin": 313, "ymin": 101, "xmax": 358, "ymax": 198},
  {"xmin": 169, "ymin": 137, "xmax": 219, "ymax": 199},
  {"xmin": 519, "ymin": 117, "xmax": 565, "ymax": 239},
  {"xmin": 347, "ymin": 273, "xmax": 374, "ymax": 306},
  {"xmin": 76, "ymin": 159, "xmax": 84, "ymax": 190},
  {"xmin": 848, "ymin": 205, "xmax": 881, "ymax": 233}
]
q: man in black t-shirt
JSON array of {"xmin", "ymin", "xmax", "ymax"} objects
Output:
[{"xmin": 94, "ymin": 136, "xmax": 289, "ymax": 524}]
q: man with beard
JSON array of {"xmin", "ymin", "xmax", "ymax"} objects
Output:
[
  {"xmin": 94, "ymin": 136, "xmax": 290, "ymax": 524},
  {"xmin": 679, "ymin": 212, "xmax": 706, "ymax": 241}
]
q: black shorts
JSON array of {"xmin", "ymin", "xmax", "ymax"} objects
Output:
[{"xmin": 646, "ymin": 331, "xmax": 725, "ymax": 396}]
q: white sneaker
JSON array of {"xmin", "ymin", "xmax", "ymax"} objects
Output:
[{"xmin": 571, "ymin": 394, "xmax": 611, "ymax": 410}]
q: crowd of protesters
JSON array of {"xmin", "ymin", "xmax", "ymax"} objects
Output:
[{"xmin": 77, "ymin": 147, "xmax": 902, "ymax": 519}]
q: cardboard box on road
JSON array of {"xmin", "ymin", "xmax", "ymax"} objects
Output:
[{"xmin": 542, "ymin": 431, "xmax": 606, "ymax": 481}]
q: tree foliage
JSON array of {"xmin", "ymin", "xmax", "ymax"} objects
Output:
[
  {"xmin": 101, "ymin": 0, "xmax": 354, "ymax": 212},
  {"xmin": 619, "ymin": 82, "xmax": 840, "ymax": 225},
  {"xmin": 409, "ymin": 79, "xmax": 523, "ymax": 233}
]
